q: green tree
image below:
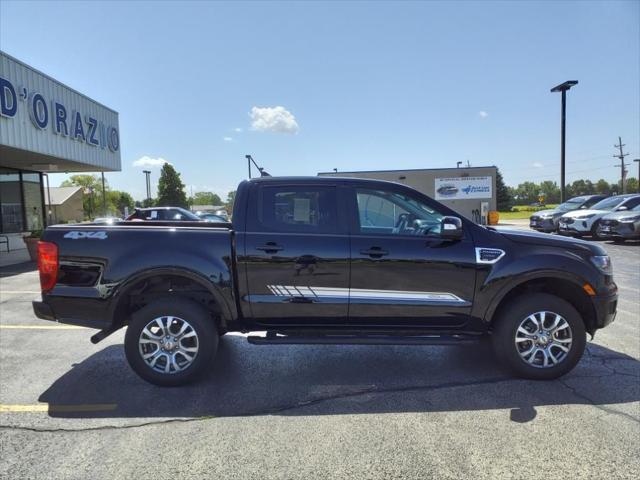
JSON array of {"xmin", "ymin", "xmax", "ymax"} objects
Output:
[
  {"xmin": 594, "ymin": 179, "xmax": 612, "ymax": 195},
  {"xmin": 495, "ymin": 168, "xmax": 513, "ymax": 211},
  {"xmin": 156, "ymin": 163, "xmax": 188, "ymax": 208},
  {"xmin": 224, "ymin": 190, "xmax": 236, "ymax": 215},
  {"xmin": 626, "ymin": 177, "xmax": 638, "ymax": 193},
  {"xmin": 61, "ymin": 174, "xmax": 106, "ymax": 220},
  {"xmin": 514, "ymin": 181, "xmax": 539, "ymax": 205},
  {"xmin": 106, "ymin": 190, "xmax": 135, "ymax": 216},
  {"xmin": 539, "ymin": 180, "xmax": 560, "ymax": 204},
  {"xmin": 189, "ymin": 191, "xmax": 222, "ymax": 206}
]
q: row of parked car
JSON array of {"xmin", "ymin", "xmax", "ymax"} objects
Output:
[
  {"xmin": 529, "ymin": 193, "xmax": 640, "ymax": 241},
  {"xmin": 93, "ymin": 207, "xmax": 229, "ymax": 224}
]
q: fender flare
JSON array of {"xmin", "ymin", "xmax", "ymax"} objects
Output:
[
  {"xmin": 109, "ymin": 266, "xmax": 236, "ymax": 328},
  {"xmin": 482, "ymin": 268, "xmax": 592, "ymax": 324}
]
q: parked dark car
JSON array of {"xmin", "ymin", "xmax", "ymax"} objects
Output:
[
  {"xmin": 530, "ymin": 195, "xmax": 607, "ymax": 233},
  {"xmin": 33, "ymin": 177, "xmax": 617, "ymax": 386},
  {"xmin": 126, "ymin": 207, "xmax": 202, "ymax": 222},
  {"xmin": 597, "ymin": 203, "xmax": 640, "ymax": 241}
]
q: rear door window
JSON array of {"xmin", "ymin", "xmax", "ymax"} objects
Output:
[{"xmin": 257, "ymin": 186, "xmax": 338, "ymax": 233}]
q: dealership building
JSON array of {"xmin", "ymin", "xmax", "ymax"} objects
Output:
[
  {"xmin": 0, "ymin": 51, "xmax": 120, "ymax": 249},
  {"xmin": 319, "ymin": 166, "xmax": 497, "ymax": 224}
]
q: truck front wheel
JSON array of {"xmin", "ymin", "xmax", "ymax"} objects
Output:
[
  {"xmin": 492, "ymin": 293, "xmax": 586, "ymax": 380},
  {"xmin": 124, "ymin": 298, "xmax": 218, "ymax": 386}
]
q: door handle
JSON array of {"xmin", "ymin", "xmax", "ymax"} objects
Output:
[
  {"xmin": 256, "ymin": 243, "xmax": 283, "ymax": 253},
  {"xmin": 360, "ymin": 247, "xmax": 389, "ymax": 258}
]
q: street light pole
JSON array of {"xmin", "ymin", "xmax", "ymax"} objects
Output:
[
  {"xmin": 634, "ymin": 159, "xmax": 640, "ymax": 193},
  {"xmin": 143, "ymin": 170, "xmax": 151, "ymax": 203},
  {"xmin": 550, "ymin": 80, "xmax": 578, "ymax": 202}
]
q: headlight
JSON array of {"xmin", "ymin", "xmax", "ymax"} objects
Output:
[
  {"xmin": 575, "ymin": 213, "xmax": 596, "ymax": 219},
  {"xmin": 590, "ymin": 255, "xmax": 612, "ymax": 275},
  {"xmin": 620, "ymin": 215, "xmax": 640, "ymax": 223}
]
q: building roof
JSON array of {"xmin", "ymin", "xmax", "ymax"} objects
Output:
[{"xmin": 45, "ymin": 186, "xmax": 83, "ymax": 206}]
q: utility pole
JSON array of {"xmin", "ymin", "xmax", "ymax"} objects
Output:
[
  {"xmin": 143, "ymin": 170, "xmax": 151, "ymax": 203},
  {"xmin": 634, "ymin": 159, "xmax": 640, "ymax": 193},
  {"xmin": 613, "ymin": 137, "xmax": 629, "ymax": 194},
  {"xmin": 101, "ymin": 172, "xmax": 107, "ymax": 216}
]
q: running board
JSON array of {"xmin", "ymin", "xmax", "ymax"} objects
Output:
[{"xmin": 247, "ymin": 334, "xmax": 480, "ymax": 346}]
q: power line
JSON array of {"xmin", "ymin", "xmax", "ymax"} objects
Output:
[{"xmin": 613, "ymin": 136, "xmax": 629, "ymax": 194}]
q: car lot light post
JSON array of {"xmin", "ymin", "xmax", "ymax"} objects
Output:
[{"xmin": 550, "ymin": 80, "xmax": 578, "ymax": 202}]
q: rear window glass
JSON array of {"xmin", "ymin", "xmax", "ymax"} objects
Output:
[{"xmin": 258, "ymin": 186, "xmax": 337, "ymax": 233}]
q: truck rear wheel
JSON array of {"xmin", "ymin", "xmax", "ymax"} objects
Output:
[
  {"xmin": 124, "ymin": 298, "xmax": 218, "ymax": 386},
  {"xmin": 492, "ymin": 293, "xmax": 586, "ymax": 380}
]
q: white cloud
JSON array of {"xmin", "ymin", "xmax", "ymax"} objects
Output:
[
  {"xmin": 249, "ymin": 106, "xmax": 299, "ymax": 134},
  {"xmin": 132, "ymin": 156, "xmax": 171, "ymax": 168},
  {"xmin": 532, "ymin": 162, "xmax": 544, "ymax": 168},
  {"xmin": 478, "ymin": 111, "xmax": 489, "ymax": 119},
  {"xmin": 223, "ymin": 137, "xmax": 234, "ymax": 142},
  {"xmin": 234, "ymin": 127, "xmax": 243, "ymax": 133}
]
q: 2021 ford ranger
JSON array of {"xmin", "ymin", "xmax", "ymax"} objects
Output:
[{"xmin": 33, "ymin": 177, "xmax": 618, "ymax": 386}]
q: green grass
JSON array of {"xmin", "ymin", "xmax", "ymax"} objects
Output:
[
  {"xmin": 498, "ymin": 210, "xmax": 533, "ymax": 220},
  {"xmin": 498, "ymin": 204, "xmax": 559, "ymax": 220}
]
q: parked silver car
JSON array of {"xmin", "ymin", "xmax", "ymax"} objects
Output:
[
  {"xmin": 529, "ymin": 195, "xmax": 607, "ymax": 233},
  {"xmin": 558, "ymin": 194, "xmax": 640, "ymax": 238},
  {"xmin": 597, "ymin": 203, "xmax": 640, "ymax": 241}
]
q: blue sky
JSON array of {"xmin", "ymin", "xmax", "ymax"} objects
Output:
[{"xmin": 1, "ymin": 0, "xmax": 638, "ymax": 200}]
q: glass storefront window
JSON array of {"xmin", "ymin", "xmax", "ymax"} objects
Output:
[
  {"xmin": 0, "ymin": 169, "xmax": 24, "ymax": 233},
  {"xmin": 23, "ymin": 173, "xmax": 44, "ymax": 231},
  {"xmin": 0, "ymin": 168, "xmax": 44, "ymax": 233}
]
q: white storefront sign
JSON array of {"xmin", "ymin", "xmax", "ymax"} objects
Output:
[{"xmin": 435, "ymin": 176, "xmax": 492, "ymax": 200}]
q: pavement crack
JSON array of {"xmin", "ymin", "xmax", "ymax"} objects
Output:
[
  {"xmin": 556, "ymin": 378, "xmax": 640, "ymax": 425},
  {"xmin": 0, "ymin": 376, "xmax": 512, "ymax": 433}
]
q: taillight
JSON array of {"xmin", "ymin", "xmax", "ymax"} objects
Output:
[{"xmin": 37, "ymin": 241, "xmax": 58, "ymax": 292}]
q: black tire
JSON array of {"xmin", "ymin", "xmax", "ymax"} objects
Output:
[
  {"xmin": 492, "ymin": 293, "xmax": 586, "ymax": 380},
  {"xmin": 125, "ymin": 298, "xmax": 218, "ymax": 386},
  {"xmin": 590, "ymin": 220, "xmax": 603, "ymax": 240}
]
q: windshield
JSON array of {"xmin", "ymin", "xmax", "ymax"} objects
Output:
[
  {"xmin": 179, "ymin": 209, "xmax": 201, "ymax": 220},
  {"xmin": 557, "ymin": 197, "xmax": 587, "ymax": 211},
  {"xmin": 590, "ymin": 196, "xmax": 627, "ymax": 211}
]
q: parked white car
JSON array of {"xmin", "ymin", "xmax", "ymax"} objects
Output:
[{"xmin": 558, "ymin": 194, "xmax": 640, "ymax": 238}]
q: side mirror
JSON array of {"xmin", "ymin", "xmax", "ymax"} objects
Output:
[
  {"xmin": 617, "ymin": 206, "xmax": 628, "ymax": 211},
  {"xmin": 440, "ymin": 216, "xmax": 463, "ymax": 240}
]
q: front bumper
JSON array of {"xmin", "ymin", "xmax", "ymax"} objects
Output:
[
  {"xmin": 598, "ymin": 222, "xmax": 640, "ymax": 240},
  {"xmin": 530, "ymin": 217, "xmax": 556, "ymax": 232},
  {"xmin": 591, "ymin": 292, "xmax": 617, "ymax": 331},
  {"xmin": 558, "ymin": 219, "xmax": 591, "ymax": 236}
]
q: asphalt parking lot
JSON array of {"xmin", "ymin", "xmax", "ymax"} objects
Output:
[{"xmin": 0, "ymin": 236, "xmax": 638, "ymax": 479}]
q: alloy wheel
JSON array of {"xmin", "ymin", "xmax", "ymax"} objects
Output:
[
  {"xmin": 514, "ymin": 311, "xmax": 573, "ymax": 368},
  {"xmin": 138, "ymin": 316, "xmax": 199, "ymax": 374}
]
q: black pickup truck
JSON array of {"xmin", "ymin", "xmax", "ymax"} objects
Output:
[{"xmin": 33, "ymin": 177, "xmax": 618, "ymax": 386}]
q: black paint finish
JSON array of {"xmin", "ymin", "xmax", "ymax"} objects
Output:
[{"xmin": 34, "ymin": 177, "xmax": 617, "ymax": 339}]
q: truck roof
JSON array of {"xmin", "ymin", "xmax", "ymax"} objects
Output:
[{"xmin": 247, "ymin": 176, "xmax": 406, "ymax": 187}]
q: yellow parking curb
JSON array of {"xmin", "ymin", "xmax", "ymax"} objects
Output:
[
  {"xmin": 0, "ymin": 403, "xmax": 117, "ymax": 413},
  {"xmin": 0, "ymin": 291, "xmax": 41, "ymax": 294}
]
